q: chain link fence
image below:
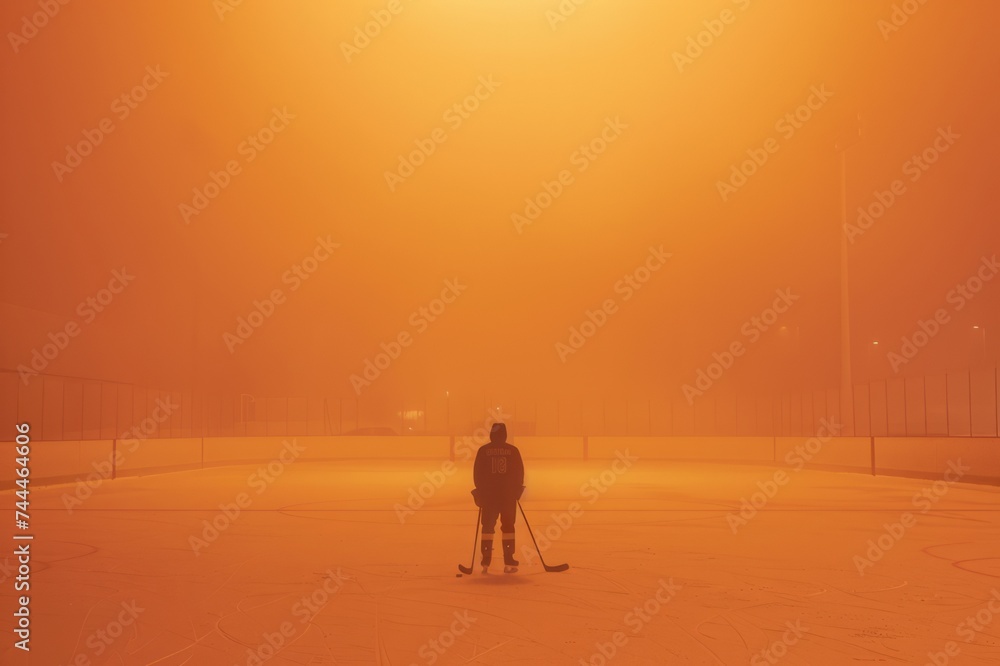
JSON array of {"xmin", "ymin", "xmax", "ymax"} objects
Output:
[{"xmin": 2, "ymin": 366, "xmax": 998, "ymax": 441}]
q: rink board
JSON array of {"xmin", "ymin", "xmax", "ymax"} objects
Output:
[
  {"xmin": 514, "ymin": 436, "xmax": 586, "ymax": 460},
  {"xmin": 202, "ymin": 435, "xmax": 450, "ymax": 465},
  {"xmin": 774, "ymin": 436, "xmax": 872, "ymax": 473},
  {"xmin": 116, "ymin": 437, "xmax": 203, "ymax": 477},
  {"xmin": 0, "ymin": 439, "xmax": 114, "ymax": 486},
  {"xmin": 5, "ymin": 435, "xmax": 999, "ymax": 488},
  {"xmin": 875, "ymin": 436, "xmax": 1000, "ymax": 483},
  {"xmin": 586, "ymin": 436, "xmax": 773, "ymax": 462}
]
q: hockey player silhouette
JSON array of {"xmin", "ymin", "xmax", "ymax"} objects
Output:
[{"xmin": 471, "ymin": 422, "xmax": 525, "ymax": 573}]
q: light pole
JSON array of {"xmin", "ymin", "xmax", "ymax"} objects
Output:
[{"xmin": 836, "ymin": 112, "xmax": 863, "ymax": 435}]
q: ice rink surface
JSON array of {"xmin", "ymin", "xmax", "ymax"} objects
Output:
[{"xmin": 3, "ymin": 454, "xmax": 1000, "ymax": 665}]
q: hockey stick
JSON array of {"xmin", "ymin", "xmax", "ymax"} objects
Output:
[
  {"xmin": 518, "ymin": 501, "xmax": 569, "ymax": 572},
  {"xmin": 457, "ymin": 507, "xmax": 481, "ymax": 575}
]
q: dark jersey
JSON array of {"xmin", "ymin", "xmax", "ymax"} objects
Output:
[{"xmin": 473, "ymin": 442, "xmax": 524, "ymax": 494}]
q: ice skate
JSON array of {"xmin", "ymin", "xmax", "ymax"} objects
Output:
[
  {"xmin": 480, "ymin": 533, "xmax": 494, "ymax": 574},
  {"xmin": 502, "ymin": 534, "xmax": 519, "ymax": 573}
]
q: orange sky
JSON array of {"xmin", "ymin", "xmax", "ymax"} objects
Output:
[{"xmin": 1, "ymin": 0, "xmax": 998, "ymax": 403}]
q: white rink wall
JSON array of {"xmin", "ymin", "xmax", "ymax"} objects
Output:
[{"xmin": 2, "ymin": 435, "xmax": 998, "ymax": 488}]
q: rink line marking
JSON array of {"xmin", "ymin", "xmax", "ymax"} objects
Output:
[{"xmin": 25, "ymin": 508, "xmax": 1000, "ymax": 512}]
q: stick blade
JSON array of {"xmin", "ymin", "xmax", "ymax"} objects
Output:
[
  {"xmin": 458, "ymin": 565, "xmax": 474, "ymax": 575},
  {"xmin": 544, "ymin": 563, "xmax": 570, "ymax": 572}
]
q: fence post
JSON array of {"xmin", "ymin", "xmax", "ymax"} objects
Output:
[
  {"xmin": 884, "ymin": 380, "xmax": 889, "ymax": 436},
  {"xmin": 713, "ymin": 396, "xmax": 718, "ymax": 435},
  {"xmin": 868, "ymin": 380, "xmax": 874, "ymax": 439},
  {"xmin": 923, "ymin": 378, "xmax": 928, "ymax": 436},
  {"xmin": 669, "ymin": 398, "xmax": 674, "ymax": 437},
  {"xmin": 903, "ymin": 379, "xmax": 908, "ymax": 437},
  {"xmin": 98, "ymin": 381, "xmax": 103, "ymax": 442},
  {"xmin": 968, "ymin": 370, "xmax": 973, "ymax": 436},
  {"xmin": 755, "ymin": 394, "xmax": 760, "ymax": 436},
  {"xmin": 945, "ymin": 373, "xmax": 951, "ymax": 436},
  {"xmin": 734, "ymin": 394, "xmax": 739, "ymax": 436},
  {"xmin": 850, "ymin": 383, "xmax": 857, "ymax": 437}
]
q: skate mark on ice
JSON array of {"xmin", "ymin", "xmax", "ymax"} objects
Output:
[
  {"xmin": 463, "ymin": 637, "xmax": 513, "ymax": 663},
  {"xmin": 160, "ymin": 616, "xmax": 216, "ymax": 661},
  {"xmin": 919, "ymin": 542, "xmax": 1000, "ymax": 577},
  {"xmin": 952, "ymin": 558, "xmax": 1000, "ymax": 578},
  {"xmin": 823, "ymin": 575, "xmax": 911, "ymax": 601},
  {"xmin": 143, "ymin": 639, "xmax": 199, "ymax": 665},
  {"xmin": 712, "ymin": 612, "xmax": 753, "ymax": 654},
  {"xmin": 35, "ymin": 539, "xmax": 98, "ymax": 571},
  {"xmin": 462, "ymin": 575, "xmax": 531, "ymax": 586},
  {"xmin": 201, "ymin": 556, "xmax": 260, "ymax": 602},
  {"xmin": 277, "ymin": 505, "xmax": 396, "ymax": 526},
  {"xmin": 664, "ymin": 616, "xmax": 729, "ymax": 665},
  {"xmin": 855, "ymin": 578, "xmax": 908, "ymax": 593},
  {"xmin": 574, "ymin": 567, "xmax": 633, "ymax": 595},
  {"xmin": 375, "ymin": 602, "xmax": 393, "ymax": 666}
]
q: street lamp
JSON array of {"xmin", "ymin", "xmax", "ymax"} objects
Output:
[
  {"xmin": 972, "ymin": 326, "xmax": 987, "ymax": 365},
  {"xmin": 867, "ymin": 341, "xmax": 880, "ymax": 380}
]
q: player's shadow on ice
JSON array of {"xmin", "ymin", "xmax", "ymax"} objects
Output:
[{"xmin": 461, "ymin": 575, "xmax": 532, "ymax": 586}]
